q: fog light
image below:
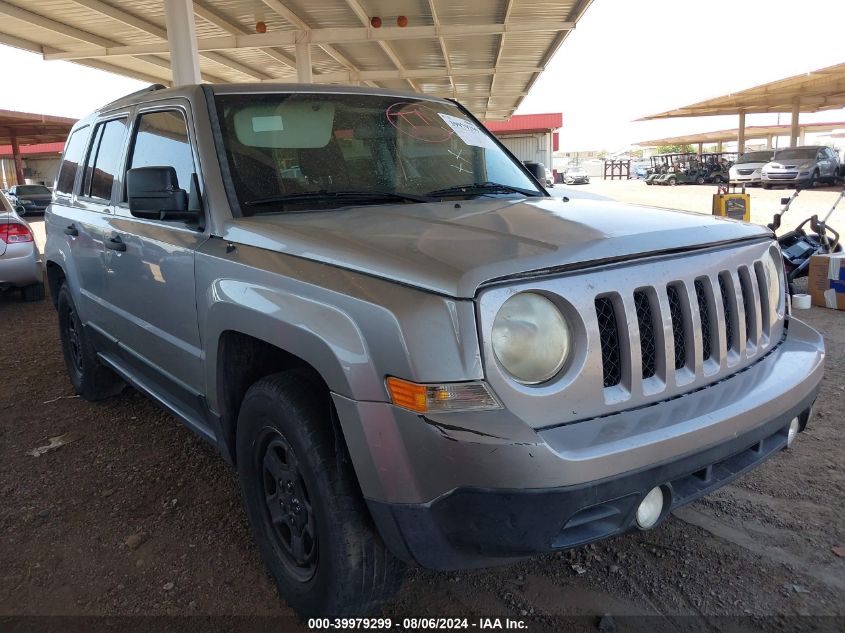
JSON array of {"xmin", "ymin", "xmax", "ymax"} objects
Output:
[
  {"xmin": 636, "ymin": 486, "xmax": 665, "ymax": 529},
  {"xmin": 786, "ymin": 416, "xmax": 800, "ymax": 448}
]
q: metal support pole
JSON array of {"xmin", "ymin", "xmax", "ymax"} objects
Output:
[
  {"xmin": 295, "ymin": 41, "xmax": 313, "ymax": 83},
  {"xmin": 164, "ymin": 0, "xmax": 201, "ymax": 86},
  {"xmin": 10, "ymin": 135, "xmax": 25, "ymax": 185},
  {"xmin": 717, "ymin": 141, "xmax": 723, "ymax": 153},
  {"xmin": 697, "ymin": 142, "xmax": 703, "ymax": 156},
  {"xmin": 766, "ymin": 135, "xmax": 772, "ymax": 150},
  {"xmin": 789, "ymin": 101, "xmax": 800, "ymax": 147},
  {"xmin": 737, "ymin": 111, "xmax": 746, "ymax": 154}
]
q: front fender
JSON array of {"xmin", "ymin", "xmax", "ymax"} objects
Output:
[{"xmin": 196, "ymin": 238, "xmax": 483, "ymax": 414}]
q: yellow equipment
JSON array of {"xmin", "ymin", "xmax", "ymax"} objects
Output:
[{"xmin": 712, "ymin": 185, "xmax": 751, "ymax": 222}]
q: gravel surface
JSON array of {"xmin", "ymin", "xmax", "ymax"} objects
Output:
[{"xmin": 1, "ymin": 217, "xmax": 843, "ymax": 633}]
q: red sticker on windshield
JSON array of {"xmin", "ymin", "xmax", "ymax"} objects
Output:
[{"xmin": 386, "ymin": 102, "xmax": 453, "ymax": 142}]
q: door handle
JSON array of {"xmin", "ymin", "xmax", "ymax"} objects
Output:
[
  {"xmin": 105, "ymin": 235, "xmax": 127, "ymax": 252},
  {"xmin": 64, "ymin": 224, "xmax": 79, "ymax": 236}
]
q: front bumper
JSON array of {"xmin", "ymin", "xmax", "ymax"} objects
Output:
[
  {"xmin": 763, "ymin": 171, "xmax": 807, "ymax": 183},
  {"xmin": 333, "ymin": 318, "xmax": 824, "ymax": 569}
]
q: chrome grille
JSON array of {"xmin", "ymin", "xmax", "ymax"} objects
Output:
[
  {"xmin": 596, "ymin": 262, "xmax": 774, "ymax": 390},
  {"xmin": 478, "ymin": 240, "xmax": 785, "ymax": 428}
]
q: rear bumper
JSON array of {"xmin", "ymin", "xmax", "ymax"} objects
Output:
[
  {"xmin": 334, "ymin": 317, "xmax": 824, "ymax": 569},
  {"xmin": 0, "ymin": 244, "xmax": 41, "ymax": 287}
]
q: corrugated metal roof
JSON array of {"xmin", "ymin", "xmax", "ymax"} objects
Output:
[
  {"xmin": 0, "ymin": 141, "xmax": 66, "ymax": 157},
  {"xmin": 637, "ymin": 121, "xmax": 845, "ymax": 147},
  {"xmin": 0, "ymin": 109, "xmax": 77, "ymax": 145},
  {"xmin": 639, "ymin": 62, "xmax": 845, "ymax": 120},
  {"xmin": 484, "ymin": 112, "xmax": 562, "ymax": 132},
  {"xmin": 0, "ymin": 0, "xmax": 594, "ymax": 120}
]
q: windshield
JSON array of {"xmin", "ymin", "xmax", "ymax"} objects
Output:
[
  {"xmin": 214, "ymin": 92, "xmax": 544, "ymax": 214},
  {"xmin": 16, "ymin": 185, "xmax": 50, "ymax": 195},
  {"xmin": 737, "ymin": 151, "xmax": 774, "ymax": 164},
  {"xmin": 775, "ymin": 148, "xmax": 816, "ymax": 160}
]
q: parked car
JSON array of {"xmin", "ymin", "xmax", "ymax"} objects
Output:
[
  {"xmin": 730, "ymin": 150, "xmax": 776, "ymax": 186},
  {"xmin": 563, "ymin": 165, "xmax": 590, "ymax": 184},
  {"xmin": 761, "ymin": 146, "xmax": 841, "ymax": 189},
  {"xmin": 46, "ymin": 83, "xmax": 824, "ymax": 618},
  {"xmin": 1, "ymin": 194, "xmax": 44, "ymax": 301},
  {"xmin": 6, "ymin": 183, "xmax": 53, "ymax": 217}
]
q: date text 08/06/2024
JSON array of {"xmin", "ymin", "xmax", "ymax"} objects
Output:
[{"xmin": 307, "ymin": 618, "xmax": 528, "ymax": 630}]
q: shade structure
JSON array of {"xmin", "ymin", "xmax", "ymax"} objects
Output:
[{"xmin": 0, "ymin": 0, "xmax": 594, "ymax": 120}]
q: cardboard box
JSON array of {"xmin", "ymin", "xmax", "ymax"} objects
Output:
[{"xmin": 808, "ymin": 253, "xmax": 845, "ymax": 310}]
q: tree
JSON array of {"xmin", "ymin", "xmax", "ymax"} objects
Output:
[{"xmin": 655, "ymin": 143, "xmax": 696, "ymax": 155}]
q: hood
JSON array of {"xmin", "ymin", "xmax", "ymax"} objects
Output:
[
  {"xmin": 221, "ymin": 197, "xmax": 771, "ymax": 298},
  {"xmin": 765, "ymin": 160, "xmax": 813, "ymax": 169},
  {"xmin": 15, "ymin": 193, "xmax": 52, "ymax": 201}
]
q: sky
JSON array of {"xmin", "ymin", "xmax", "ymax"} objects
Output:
[{"xmin": 1, "ymin": 0, "xmax": 843, "ymax": 153}]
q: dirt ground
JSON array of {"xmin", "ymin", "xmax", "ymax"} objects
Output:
[{"xmin": 1, "ymin": 210, "xmax": 844, "ymax": 632}]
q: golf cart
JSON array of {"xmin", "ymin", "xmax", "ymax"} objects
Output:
[{"xmin": 644, "ymin": 153, "xmax": 694, "ymax": 185}]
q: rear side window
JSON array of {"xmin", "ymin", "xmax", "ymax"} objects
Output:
[
  {"xmin": 82, "ymin": 118, "xmax": 128, "ymax": 202},
  {"xmin": 127, "ymin": 110, "xmax": 196, "ymax": 194},
  {"xmin": 55, "ymin": 126, "xmax": 89, "ymax": 196}
]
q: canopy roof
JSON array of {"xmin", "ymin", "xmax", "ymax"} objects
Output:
[
  {"xmin": 0, "ymin": 0, "xmax": 593, "ymax": 120},
  {"xmin": 0, "ymin": 109, "xmax": 77, "ymax": 145},
  {"xmin": 638, "ymin": 62, "xmax": 845, "ymax": 120},
  {"xmin": 638, "ymin": 121, "xmax": 845, "ymax": 147}
]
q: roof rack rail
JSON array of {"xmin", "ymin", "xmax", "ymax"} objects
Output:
[{"xmin": 102, "ymin": 83, "xmax": 167, "ymax": 109}]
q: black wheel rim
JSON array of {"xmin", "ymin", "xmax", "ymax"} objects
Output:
[
  {"xmin": 64, "ymin": 304, "xmax": 83, "ymax": 373},
  {"xmin": 257, "ymin": 428, "xmax": 318, "ymax": 582}
]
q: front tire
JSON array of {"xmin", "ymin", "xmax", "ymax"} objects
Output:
[
  {"xmin": 236, "ymin": 371, "xmax": 403, "ymax": 617},
  {"xmin": 57, "ymin": 284, "xmax": 124, "ymax": 400},
  {"xmin": 806, "ymin": 170, "xmax": 819, "ymax": 189},
  {"xmin": 667, "ymin": 177, "xmax": 677, "ymax": 186}
]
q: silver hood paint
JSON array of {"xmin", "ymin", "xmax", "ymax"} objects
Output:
[{"xmin": 221, "ymin": 197, "xmax": 771, "ymax": 298}]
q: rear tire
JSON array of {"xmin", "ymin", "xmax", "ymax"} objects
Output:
[
  {"xmin": 21, "ymin": 281, "xmax": 45, "ymax": 302},
  {"xmin": 236, "ymin": 371, "xmax": 403, "ymax": 617},
  {"xmin": 667, "ymin": 177, "xmax": 677, "ymax": 186},
  {"xmin": 762, "ymin": 183, "xmax": 772, "ymax": 190},
  {"xmin": 56, "ymin": 284, "xmax": 124, "ymax": 400}
]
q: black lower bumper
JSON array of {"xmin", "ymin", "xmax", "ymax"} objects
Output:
[{"xmin": 367, "ymin": 391, "xmax": 817, "ymax": 571}]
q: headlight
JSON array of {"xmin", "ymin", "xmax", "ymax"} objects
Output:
[
  {"xmin": 763, "ymin": 247, "xmax": 785, "ymax": 317},
  {"xmin": 491, "ymin": 292, "xmax": 571, "ymax": 384},
  {"xmin": 19, "ymin": 199, "xmax": 33, "ymax": 205}
]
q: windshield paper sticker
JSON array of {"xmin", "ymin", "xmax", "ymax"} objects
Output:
[{"xmin": 438, "ymin": 114, "xmax": 495, "ymax": 149}]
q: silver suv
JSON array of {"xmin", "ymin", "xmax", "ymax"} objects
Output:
[
  {"xmin": 762, "ymin": 145, "xmax": 841, "ymax": 188},
  {"xmin": 45, "ymin": 84, "xmax": 824, "ymax": 617}
]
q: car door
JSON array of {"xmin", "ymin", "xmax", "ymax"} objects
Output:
[
  {"xmin": 49, "ymin": 118, "xmax": 129, "ymax": 335},
  {"xmin": 102, "ymin": 101, "xmax": 210, "ymax": 430}
]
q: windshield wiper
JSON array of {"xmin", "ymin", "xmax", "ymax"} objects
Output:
[
  {"xmin": 425, "ymin": 182, "xmax": 542, "ymax": 198},
  {"xmin": 244, "ymin": 189, "xmax": 432, "ymax": 208}
]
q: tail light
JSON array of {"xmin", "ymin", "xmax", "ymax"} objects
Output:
[{"xmin": 0, "ymin": 222, "xmax": 34, "ymax": 243}]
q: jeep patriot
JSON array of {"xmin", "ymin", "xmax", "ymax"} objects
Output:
[{"xmin": 44, "ymin": 84, "xmax": 824, "ymax": 616}]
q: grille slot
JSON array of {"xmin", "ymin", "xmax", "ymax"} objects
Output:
[
  {"xmin": 633, "ymin": 290, "xmax": 657, "ymax": 379},
  {"xmin": 666, "ymin": 284, "xmax": 686, "ymax": 370},
  {"xmin": 595, "ymin": 297, "xmax": 622, "ymax": 388},
  {"xmin": 738, "ymin": 267, "xmax": 755, "ymax": 343},
  {"xmin": 754, "ymin": 261, "xmax": 771, "ymax": 337},
  {"xmin": 718, "ymin": 273, "xmax": 735, "ymax": 352},
  {"xmin": 694, "ymin": 279, "xmax": 713, "ymax": 361}
]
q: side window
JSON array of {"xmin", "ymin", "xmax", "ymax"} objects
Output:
[
  {"xmin": 82, "ymin": 118, "xmax": 128, "ymax": 202},
  {"xmin": 126, "ymin": 110, "xmax": 196, "ymax": 195},
  {"xmin": 55, "ymin": 125, "xmax": 89, "ymax": 197}
]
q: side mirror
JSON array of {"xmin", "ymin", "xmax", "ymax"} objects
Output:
[{"xmin": 127, "ymin": 166, "xmax": 197, "ymax": 222}]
